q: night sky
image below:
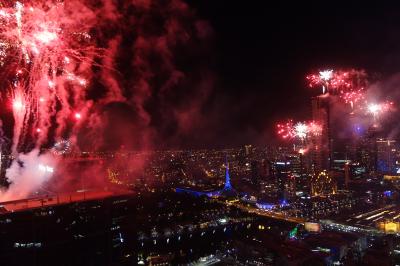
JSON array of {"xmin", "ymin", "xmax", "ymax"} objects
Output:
[
  {"xmin": 3, "ymin": 1, "xmax": 400, "ymax": 151},
  {"xmin": 179, "ymin": 1, "xmax": 400, "ymax": 148}
]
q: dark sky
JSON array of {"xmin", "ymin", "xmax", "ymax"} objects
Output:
[
  {"xmin": 5, "ymin": 1, "xmax": 400, "ymax": 153},
  {"xmin": 179, "ymin": 1, "xmax": 400, "ymax": 148}
]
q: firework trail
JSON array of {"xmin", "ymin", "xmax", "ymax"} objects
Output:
[
  {"xmin": 277, "ymin": 119, "xmax": 295, "ymax": 140},
  {"xmin": 307, "ymin": 121, "xmax": 322, "ymax": 136},
  {"xmin": 294, "ymin": 122, "xmax": 308, "ymax": 140},
  {"xmin": 0, "ymin": 1, "xmax": 100, "ymax": 153},
  {"xmin": 307, "ymin": 70, "xmax": 333, "ymax": 94},
  {"xmin": 341, "ymin": 89, "xmax": 364, "ymax": 109},
  {"xmin": 276, "ymin": 120, "xmax": 322, "ymax": 141},
  {"xmin": 0, "ymin": 0, "xmax": 213, "ymax": 201},
  {"xmin": 0, "ymin": 0, "xmax": 103, "ymax": 200},
  {"xmin": 307, "ymin": 69, "xmax": 367, "ymax": 108},
  {"xmin": 365, "ymin": 101, "xmax": 394, "ymax": 121}
]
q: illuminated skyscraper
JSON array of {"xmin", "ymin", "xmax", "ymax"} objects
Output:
[
  {"xmin": 273, "ymin": 161, "xmax": 295, "ymax": 200},
  {"xmin": 376, "ymin": 138, "xmax": 397, "ymax": 174},
  {"xmin": 311, "ymin": 96, "xmax": 331, "ymax": 172},
  {"xmin": 356, "ymin": 126, "xmax": 379, "ymax": 173}
]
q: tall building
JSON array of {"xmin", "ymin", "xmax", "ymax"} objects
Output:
[
  {"xmin": 376, "ymin": 138, "xmax": 397, "ymax": 174},
  {"xmin": 244, "ymin": 145, "xmax": 252, "ymax": 156},
  {"xmin": 311, "ymin": 96, "xmax": 331, "ymax": 172},
  {"xmin": 273, "ymin": 161, "xmax": 295, "ymax": 200},
  {"xmin": 286, "ymin": 153, "xmax": 302, "ymax": 176},
  {"xmin": 250, "ymin": 160, "xmax": 260, "ymax": 186},
  {"xmin": 357, "ymin": 126, "xmax": 379, "ymax": 173},
  {"xmin": 344, "ymin": 162, "xmax": 350, "ymax": 189},
  {"xmin": 261, "ymin": 159, "xmax": 271, "ymax": 178}
]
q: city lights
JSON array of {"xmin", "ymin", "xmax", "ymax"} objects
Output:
[{"xmin": 0, "ymin": 2, "xmax": 397, "ymax": 265}]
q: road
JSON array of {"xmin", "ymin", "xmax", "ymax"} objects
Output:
[{"xmin": 216, "ymin": 199, "xmax": 305, "ymax": 224}]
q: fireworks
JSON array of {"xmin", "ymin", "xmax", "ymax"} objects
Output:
[
  {"xmin": 12, "ymin": 98, "xmax": 24, "ymax": 112},
  {"xmin": 367, "ymin": 103, "xmax": 380, "ymax": 116},
  {"xmin": 319, "ymin": 70, "xmax": 333, "ymax": 81},
  {"xmin": 298, "ymin": 148, "xmax": 306, "ymax": 155},
  {"xmin": 52, "ymin": 139, "xmax": 71, "ymax": 155},
  {"xmin": 38, "ymin": 163, "xmax": 54, "ymax": 173},
  {"xmin": 74, "ymin": 112, "xmax": 82, "ymax": 120},
  {"xmin": 0, "ymin": 0, "xmax": 209, "ymax": 201},
  {"xmin": 294, "ymin": 122, "xmax": 308, "ymax": 140},
  {"xmin": 307, "ymin": 121, "xmax": 322, "ymax": 136},
  {"xmin": 366, "ymin": 101, "xmax": 394, "ymax": 118},
  {"xmin": 306, "ymin": 70, "xmax": 332, "ymax": 94},
  {"xmin": 0, "ymin": 0, "xmax": 99, "ymax": 153},
  {"xmin": 340, "ymin": 89, "xmax": 364, "ymax": 109},
  {"xmin": 276, "ymin": 120, "xmax": 322, "ymax": 141},
  {"xmin": 307, "ymin": 69, "xmax": 367, "ymax": 103},
  {"xmin": 277, "ymin": 120, "xmax": 295, "ymax": 140}
]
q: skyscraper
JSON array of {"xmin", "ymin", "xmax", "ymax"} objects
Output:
[
  {"xmin": 311, "ymin": 96, "xmax": 331, "ymax": 172},
  {"xmin": 356, "ymin": 126, "xmax": 379, "ymax": 173},
  {"xmin": 250, "ymin": 160, "xmax": 260, "ymax": 186},
  {"xmin": 244, "ymin": 144, "xmax": 252, "ymax": 156},
  {"xmin": 376, "ymin": 138, "xmax": 397, "ymax": 174},
  {"xmin": 273, "ymin": 161, "xmax": 295, "ymax": 200}
]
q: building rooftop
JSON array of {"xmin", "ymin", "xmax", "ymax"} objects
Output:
[{"xmin": 0, "ymin": 189, "xmax": 133, "ymax": 214}]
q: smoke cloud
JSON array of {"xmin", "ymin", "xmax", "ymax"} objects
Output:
[{"xmin": 0, "ymin": 0, "xmax": 215, "ymax": 201}]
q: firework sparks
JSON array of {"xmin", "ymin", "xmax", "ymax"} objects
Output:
[
  {"xmin": 52, "ymin": 139, "xmax": 71, "ymax": 155},
  {"xmin": 0, "ymin": 0, "xmax": 103, "ymax": 201},
  {"xmin": 366, "ymin": 101, "xmax": 394, "ymax": 118},
  {"xmin": 74, "ymin": 112, "xmax": 82, "ymax": 120},
  {"xmin": 298, "ymin": 148, "xmax": 308, "ymax": 155},
  {"xmin": 307, "ymin": 121, "xmax": 322, "ymax": 136},
  {"xmin": 306, "ymin": 70, "xmax": 331, "ymax": 94},
  {"xmin": 277, "ymin": 120, "xmax": 322, "ymax": 141},
  {"xmin": 277, "ymin": 120, "xmax": 295, "ymax": 140},
  {"xmin": 12, "ymin": 98, "xmax": 24, "ymax": 112},
  {"xmin": 340, "ymin": 88, "xmax": 364, "ymax": 109},
  {"xmin": 294, "ymin": 122, "xmax": 308, "ymax": 140},
  {"xmin": 307, "ymin": 69, "xmax": 367, "ymax": 99},
  {"xmin": 38, "ymin": 163, "xmax": 54, "ymax": 173},
  {"xmin": 0, "ymin": 0, "xmax": 206, "ymax": 202},
  {"xmin": 319, "ymin": 70, "xmax": 333, "ymax": 81},
  {"xmin": 0, "ymin": 0, "xmax": 99, "ymax": 153}
]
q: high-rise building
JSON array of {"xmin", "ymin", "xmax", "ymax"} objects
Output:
[
  {"xmin": 376, "ymin": 138, "xmax": 397, "ymax": 174},
  {"xmin": 311, "ymin": 96, "xmax": 330, "ymax": 172},
  {"xmin": 261, "ymin": 159, "xmax": 271, "ymax": 178},
  {"xmin": 273, "ymin": 161, "xmax": 295, "ymax": 200},
  {"xmin": 344, "ymin": 162, "xmax": 350, "ymax": 189},
  {"xmin": 357, "ymin": 126, "xmax": 379, "ymax": 173},
  {"xmin": 250, "ymin": 160, "xmax": 260, "ymax": 186},
  {"xmin": 244, "ymin": 145, "xmax": 252, "ymax": 156},
  {"xmin": 286, "ymin": 153, "xmax": 302, "ymax": 176}
]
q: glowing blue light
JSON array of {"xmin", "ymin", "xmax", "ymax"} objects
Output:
[
  {"xmin": 384, "ymin": 190, "xmax": 392, "ymax": 197},
  {"xmin": 280, "ymin": 199, "xmax": 288, "ymax": 207},
  {"xmin": 256, "ymin": 202, "xmax": 274, "ymax": 210}
]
